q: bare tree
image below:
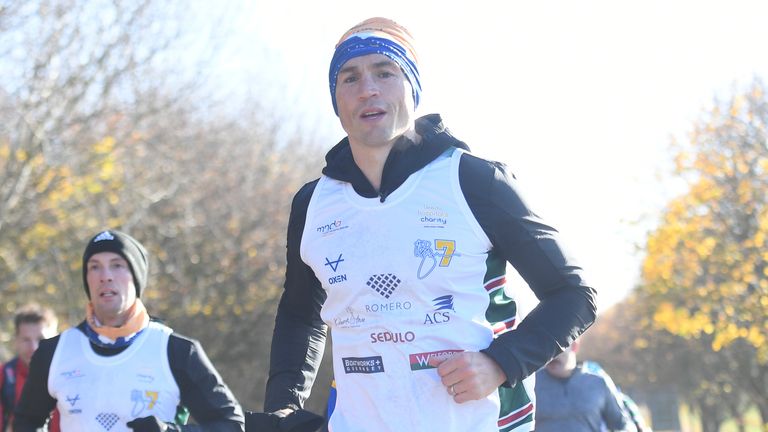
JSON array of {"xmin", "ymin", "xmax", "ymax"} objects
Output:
[
  {"xmin": 0, "ymin": 0, "xmax": 331, "ymax": 412},
  {"xmin": 0, "ymin": 0, "xmax": 221, "ymax": 308}
]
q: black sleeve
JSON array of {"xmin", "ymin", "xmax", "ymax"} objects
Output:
[
  {"xmin": 263, "ymin": 180, "xmax": 329, "ymax": 413},
  {"xmin": 458, "ymin": 153, "xmax": 598, "ymax": 384},
  {"xmin": 168, "ymin": 334, "xmax": 245, "ymax": 431},
  {"xmin": 13, "ymin": 336, "xmax": 59, "ymax": 432}
]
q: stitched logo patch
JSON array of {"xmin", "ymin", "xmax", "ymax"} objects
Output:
[{"xmin": 93, "ymin": 231, "xmax": 115, "ymax": 242}]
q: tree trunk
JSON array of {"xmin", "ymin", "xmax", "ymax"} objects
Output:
[
  {"xmin": 735, "ymin": 415, "xmax": 746, "ymax": 432},
  {"xmin": 697, "ymin": 401, "xmax": 723, "ymax": 432},
  {"xmin": 754, "ymin": 401, "xmax": 768, "ymax": 432}
]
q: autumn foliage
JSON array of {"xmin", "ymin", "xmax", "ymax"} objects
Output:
[
  {"xmin": 610, "ymin": 79, "xmax": 768, "ymax": 431},
  {"xmin": 0, "ymin": 1, "xmax": 330, "ymax": 412},
  {"xmin": 642, "ymin": 80, "xmax": 767, "ymax": 357}
]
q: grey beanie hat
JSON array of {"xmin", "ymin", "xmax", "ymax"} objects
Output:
[{"xmin": 82, "ymin": 230, "xmax": 148, "ymax": 298}]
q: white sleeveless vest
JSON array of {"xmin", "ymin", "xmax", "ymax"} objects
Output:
[
  {"xmin": 302, "ymin": 149, "xmax": 533, "ymax": 431},
  {"xmin": 48, "ymin": 322, "xmax": 181, "ymax": 432}
]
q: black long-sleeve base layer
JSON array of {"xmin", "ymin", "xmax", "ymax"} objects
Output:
[{"xmin": 264, "ymin": 114, "xmax": 598, "ymax": 412}]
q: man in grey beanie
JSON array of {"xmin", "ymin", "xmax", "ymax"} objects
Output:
[{"xmin": 14, "ymin": 230, "xmax": 245, "ymax": 432}]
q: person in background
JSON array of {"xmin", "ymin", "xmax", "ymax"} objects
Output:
[
  {"xmin": 581, "ymin": 361, "xmax": 653, "ymax": 432},
  {"xmin": 534, "ymin": 339, "xmax": 636, "ymax": 432},
  {"xmin": 1, "ymin": 303, "xmax": 60, "ymax": 431},
  {"xmin": 246, "ymin": 16, "xmax": 597, "ymax": 432},
  {"xmin": 13, "ymin": 230, "xmax": 245, "ymax": 432}
]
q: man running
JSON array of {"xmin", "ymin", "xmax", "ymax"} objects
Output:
[
  {"xmin": 249, "ymin": 17, "xmax": 597, "ymax": 432},
  {"xmin": 14, "ymin": 230, "xmax": 245, "ymax": 431}
]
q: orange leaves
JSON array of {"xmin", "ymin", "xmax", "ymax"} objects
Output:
[
  {"xmin": 93, "ymin": 136, "xmax": 116, "ymax": 154},
  {"xmin": 652, "ymin": 301, "xmax": 712, "ymax": 339},
  {"xmin": 651, "ymin": 302, "xmax": 677, "ymax": 331},
  {"xmin": 689, "ymin": 178, "xmax": 722, "ymax": 203},
  {"xmin": 637, "ymin": 79, "xmax": 768, "ymax": 359},
  {"xmin": 11, "ymin": 135, "xmax": 129, "ymax": 282},
  {"xmin": 694, "ymin": 236, "xmax": 717, "ymax": 258},
  {"xmin": 692, "ymin": 153, "xmax": 721, "ymax": 177}
]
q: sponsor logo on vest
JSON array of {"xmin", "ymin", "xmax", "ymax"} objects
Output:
[
  {"xmin": 414, "ymin": 239, "xmax": 437, "ymax": 279},
  {"xmin": 370, "ymin": 330, "xmax": 416, "ymax": 343},
  {"xmin": 96, "ymin": 412, "xmax": 120, "ymax": 430},
  {"xmin": 131, "ymin": 389, "xmax": 159, "ymax": 417},
  {"xmin": 324, "ymin": 255, "xmax": 347, "ymax": 283},
  {"xmin": 414, "ymin": 239, "xmax": 458, "ymax": 279},
  {"xmin": 316, "ymin": 219, "xmax": 348, "ymax": 236},
  {"xmin": 342, "ymin": 356, "xmax": 385, "ymax": 374},
  {"xmin": 60, "ymin": 369, "xmax": 85, "ymax": 380},
  {"xmin": 66, "ymin": 394, "xmax": 82, "ymax": 414},
  {"xmin": 423, "ymin": 311, "xmax": 451, "ymax": 325},
  {"xmin": 328, "ymin": 274, "xmax": 347, "ymax": 284},
  {"xmin": 364, "ymin": 300, "xmax": 412, "ymax": 314},
  {"xmin": 366, "ymin": 273, "xmax": 401, "ymax": 299},
  {"xmin": 333, "ymin": 307, "xmax": 366, "ymax": 328},
  {"xmin": 424, "ymin": 295, "xmax": 455, "ymax": 325},
  {"xmin": 418, "ymin": 205, "xmax": 448, "ymax": 227},
  {"xmin": 409, "ymin": 349, "xmax": 464, "ymax": 371},
  {"xmin": 433, "ymin": 295, "xmax": 455, "ymax": 311},
  {"xmin": 137, "ymin": 373, "xmax": 155, "ymax": 384},
  {"xmin": 324, "ymin": 254, "xmax": 344, "ymax": 272},
  {"xmin": 420, "ymin": 216, "xmax": 447, "ymax": 225}
]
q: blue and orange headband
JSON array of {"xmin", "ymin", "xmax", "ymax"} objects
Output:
[{"xmin": 329, "ymin": 17, "xmax": 421, "ymax": 115}]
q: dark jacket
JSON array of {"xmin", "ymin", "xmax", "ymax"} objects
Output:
[{"xmin": 1, "ymin": 358, "xmax": 22, "ymax": 432}]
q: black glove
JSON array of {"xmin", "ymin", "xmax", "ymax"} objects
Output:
[
  {"xmin": 245, "ymin": 409, "xmax": 324, "ymax": 432},
  {"xmin": 127, "ymin": 416, "xmax": 178, "ymax": 432}
]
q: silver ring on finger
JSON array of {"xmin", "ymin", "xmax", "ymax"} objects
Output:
[{"xmin": 449, "ymin": 384, "xmax": 456, "ymax": 395}]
